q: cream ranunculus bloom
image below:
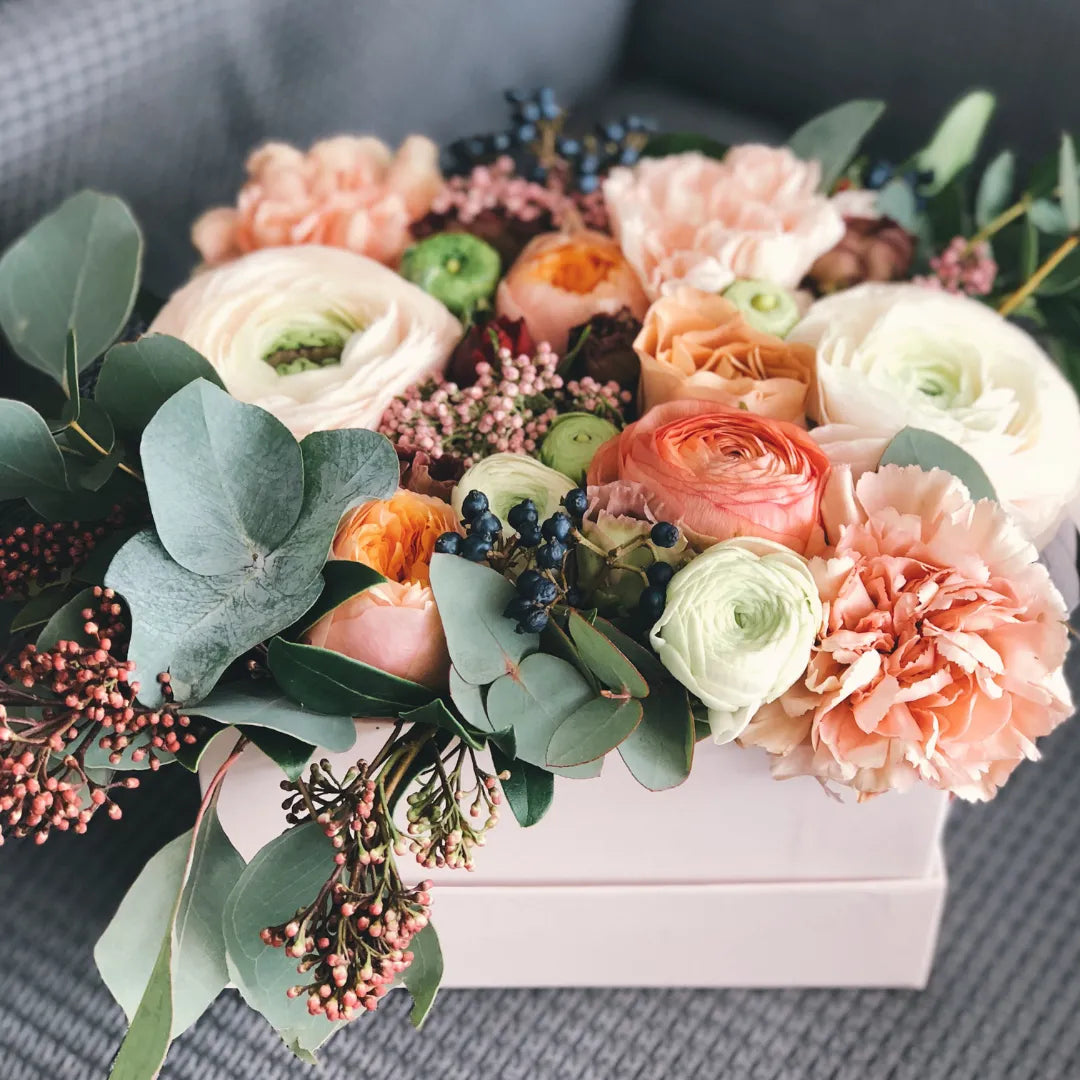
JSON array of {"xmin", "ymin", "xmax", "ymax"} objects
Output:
[
  {"xmin": 150, "ymin": 245, "xmax": 461, "ymax": 438},
  {"xmin": 649, "ymin": 537, "xmax": 821, "ymax": 744},
  {"xmin": 452, "ymin": 454, "xmax": 574, "ymax": 531},
  {"xmin": 791, "ymin": 283, "xmax": 1080, "ymax": 545}
]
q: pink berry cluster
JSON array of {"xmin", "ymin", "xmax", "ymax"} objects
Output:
[
  {"xmin": 379, "ymin": 343, "xmax": 630, "ymax": 466},
  {"xmin": 428, "ymin": 155, "xmax": 609, "ymax": 234},
  {"xmin": 267, "ymin": 759, "xmax": 432, "ymax": 1021},
  {"xmin": 0, "ymin": 510, "xmax": 124, "ymax": 602},
  {"xmin": 916, "ymin": 236, "xmax": 998, "ymax": 296}
]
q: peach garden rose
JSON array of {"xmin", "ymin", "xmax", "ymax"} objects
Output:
[{"xmin": 740, "ymin": 464, "xmax": 1072, "ymax": 800}]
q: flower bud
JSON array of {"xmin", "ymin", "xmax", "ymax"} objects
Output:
[
  {"xmin": 452, "ymin": 453, "xmax": 573, "ymax": 531},
  {"xmin": 538, "ymin": 412, "xmax": 619, "ymax": 485},
  {"xmin": 722, "ymin": 279, "xmax": 800, "ymax": 337}
]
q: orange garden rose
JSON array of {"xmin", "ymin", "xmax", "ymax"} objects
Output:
[
  {"xmin": 495, "ymin": 229, "xmax": 649, "ymax": 351},
  {"xmin": 741, "ymin": 465, "xmax": 1072, "ymax": 800},
  {"xmin": 635, "ymin": 286, "xmax": 816, "ymax": 423},
  {"xmin": 587, "ymin": 399, "xmax": 830, "ymax": 553},
  {"xmin": 305, "ymin": 490, "xmax": 459, "ymax": 688}
]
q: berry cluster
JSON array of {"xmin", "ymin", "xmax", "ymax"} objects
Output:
[
  {"xmin": 270, "ymin": 759, "xmax": 432, "ymax": 1021},
  {"xmin": 435, "ymin": 489, "xmax": 503, "ymax": 563},
  {"xmin": 637, "ymin": 523, "xmax": 681, "ymax": 620},
  {"xmin": 0, "ymin": 510, "xmax": 124, "ymax": 602}
]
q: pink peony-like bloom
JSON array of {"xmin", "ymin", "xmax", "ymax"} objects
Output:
[
  {"xmin": 586, "ymin": 399, "xmax": 831, "ymax": 553},
  {"xmin": 192, "ymin": 135, "xmax": 443, "ymax": 267},
  {"xmin": 603, "ymin": 146, "xmax": 845, "ymax": 299},
  {"xmin": 495, "ymin": 229, "xmax": 649, "ymax": 352},
  {"xmin": 306, "ymin": 579, "xmax": 450, "ymax": 690},
  {"xmin": 741, "ymin": 464, "xmax": 1073, "ymax": 801}
]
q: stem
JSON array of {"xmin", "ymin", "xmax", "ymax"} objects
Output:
[
  {"xmin": 998, "ymin": 234, "xmax": 1079, "ymax": 317},
  {"xmin": 368, "ymin": 721, "xmax": 404, "ymax": 773},
  {"xmin": 968, "ymin": 196, "xmax": 1031, "ymax": 250},
  {"xmin": 382, "ymin": 729, "xmax": 434, "ymax": 803},
  {"xmin": 196, "ymin": 734, "xmax": 248, "ymax": 829},
  {"xmin": 69, "ymin": 420, "xmax": 144, "ymax": 483}
]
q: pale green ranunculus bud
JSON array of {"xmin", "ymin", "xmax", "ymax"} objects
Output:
[
  {"xmin": 452, "ymin": 453, "xmax": 573, "ymax": 531},
  {"xmin": 538, "ymin": 412, "xmax": 619, "ymax": 485},
  {"xmin": 723, "ymin": 279, "xmax": 800, "ymax": 337},
  {"xmin": 649, "ymin": 537, "xmax": 821, "ymax": 743}
]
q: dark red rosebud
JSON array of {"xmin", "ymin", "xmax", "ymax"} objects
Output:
[
  {"xmin": 446, "ymin": 313, "xmax": 534, "ymax": 387},
  {"xmin": 566, "ymin": 308, "xmax": 643, "ymax": 389},
  {"xmin": 398, "ymin": 450, "xmax": 466, "ymax": 503},
  {"xmin": 809, "ymin": 216, "xmax": 915, "ymax": 294}
]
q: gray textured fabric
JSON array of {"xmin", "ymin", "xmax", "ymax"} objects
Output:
[{"xmin": 1, "ymin": 649, "xmax": 1079, "ymax": 1079}]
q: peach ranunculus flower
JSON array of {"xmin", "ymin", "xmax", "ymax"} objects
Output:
[
  {"xmin": 740, "ymin": 464, "xmax": 1073, "ymax": 801},
  {"xmin": 603, "ymin": 146, "xmax": 845, "ymax": 299},
  {"xmin": 305, "ymin": 490, "xmax": 459, "ymax": 688},
  {"xmin": 586, "ymin": 399, "xmax": 830, "ymax": 553},
  {"xmin": 495, "ymin": 229, "xmax": 649, "ymax": 352},
  {"xmin": 331, "ymin": 489, "xmax": 458, "ymax": 589},
  {"xmin": 635, "ymin": 286, "xmax": 816, "ymax": 423},
  {"xmin": 192, "ymin": 135, "xmax": 444, "ymax": 267}
]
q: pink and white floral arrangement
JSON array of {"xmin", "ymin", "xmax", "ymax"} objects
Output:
[{"xmin": 0, "ymin": 88, "xmax": 1079, "ymax": 1074}]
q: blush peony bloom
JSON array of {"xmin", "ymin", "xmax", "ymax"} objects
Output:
[
  {"xmin": 634, "ymin": 286, "xmax": 816, "ymax": 422},
  {"xmin": 790, "ymin": 283, "xmax": 1080, "ymax": 544},
  {"xmin": 603, "ymin": 146, "xmax": 845, "ymax": 299},
  {"xmin": 741, "ymin": 464, "xmax": 1073, "ymax": 801},
  {"xmin": 192, "ymin": 135, "xmax": 443, "ymax": 267},
  {"xmin": 306, "ymin": 580, "xmax": 450, "ymax": 689},
  {"xmin": 332, "ymin": 489, "xmax": 458, "ymax": 589},
  {"xmin": 150, "ymin": 246, "xmax": 461, "ymax": 439},
  {"xmin": 495, "ymin": 229, "xmax": 649, "ymax": 351},
  {"xmin": 586, "ymin": 399, "xmax": 830, "ymax": 553}
]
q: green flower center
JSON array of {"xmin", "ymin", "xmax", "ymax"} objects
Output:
[{"xmin": 263, "ymin": 328, "xmax": 348, "ymax": 375}]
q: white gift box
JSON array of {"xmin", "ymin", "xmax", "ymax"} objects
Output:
[{"xmin": 202, "ymin": 720, "xmax": 949, "ymax": 990}]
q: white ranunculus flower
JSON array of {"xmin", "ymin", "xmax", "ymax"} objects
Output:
[
  {"xmin": 790, "ymin": 282, "xmax": 1080, "ymax": 545},
  {"xmin": 649, "ymin": 537, "xmax": 821, "ymax": 744},
  {"xmin": 452, "ymin": 454, "xmax": 574, "ymax": 530},
  {"xmin": 150, "ymin": 245, "xmax": 461, "ymax": 438}
]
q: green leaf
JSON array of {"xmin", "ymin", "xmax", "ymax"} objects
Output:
[
  {"xmin": 617, "ymin": 681, "xmax": 694, "ymax": 791},
  {"xmin": 174, "ymin": 724, "xmax": 227, "ymax": 773},
  {"xmin": 222, "ymin": 822, "xmax": 345, "ymax": 1058},
  {"xmin": 975, "ymin": 151, "xmax": 1015, "ymax": 228},
  {"xmin": 59, "ymin": 331, "xmax": 81, "ymax": 426},
  {"xmin": 875, "ymin": 178, "xmax": 919, "ymax": 231},
  {"xmin": 36, "ymin": 586, "xmax": 98, "ymax": 649},
  {"xmin": 428, "ymin": 553, "xmax": 538, "ymax": 684},
  {"xmin": 448, "ymin": 667, "xmax": 493, "ymax": 732},
  {"xmin": 916, "ymin": 90, "xmax": 996, "ymax": 196},
  {"xmin": 267, "ymin": 637, "xmax": 434, "ymax": 716},
  {"xmin": 243, "ymin": 728, "xmax": 314, "ymax": 782},
  {"xmin": 0, "ymin": 191, "xmax": 142, "ymax": 380},
  {"xmin": 1020, "ymin": 215, "xmax": 1040, "ymax": 279},
  {"xmin": 1028, "ymin": 199, "xmax": 1070, "ymax": 235},
  {"xmin": 0, "ymin": 399, "xmax": 68, "ymax": 499},
  {"xmin": 189, "ymin": 679, "xmax": 357, "ymax": 753},
  {"xmin": 641, "ymin": 132, "xmax": 728, "ymax": 160},
  {"xmin": 591, "ymin": 618, "xmax": 667, "ymax": 684},
  {"xmin": 491, "ymin": 745, "xmax": 554, "ymax": 828},
  {"xmin": 95, "ymin": 335, "xmax": 225, "ymax": 435},
  {"xmin": 10, "ymin": 584, "xmax": 78, "ymax": 633},
  {"xmin": 484, "ymin": 653, "xmax": 602, "ymax": 779},
  {"xmin": 1060, "ymin": 134, "xmax": 1080, "ymax": 232},
  {"xmin": 402, "ymin": 924, "xmax": 443, "ymax": 1028},
  {"xmin": 96, "ymin": 806, "xmax": 244, "ymax": 1041},
  {"xmin": 1036, "ymin": 245, "xmax": 1080, "ymax": 297},
  {"xmin": 285, "ymin": 560, "xmax": 386, "ymax": 639},
  {"xmin": 540, "ymin": 617, "xmax": 600, "ymax": 692},
  {"xmin": 141, "ymin": 380, "xmax": 304, "ymax": 576},
  {"xmin": 546, "ymin": 697, "xmax": 642, "ymax": 768},
  {"xmin": 401, "ymin": 698, "xmax": 484, "ymax": 750},
  {"xmin": 103, "ymin": 798, "xmax": 242, "ymax": 1079},
  {"xmin": 567, "ymin": 611, "xmax": 648, "ymax": 697},
  {"xmin": 878, "ymin": 427, "xmax": 997, "ymax": 503},
  {"xmin": 787, "ymin": 99, "xmax": 886, "ymax": 191}
]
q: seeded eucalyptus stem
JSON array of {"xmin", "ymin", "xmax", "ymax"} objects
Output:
[{"xmin": 69, "ymin": 419, "xmax": 144, "ymax": 482}]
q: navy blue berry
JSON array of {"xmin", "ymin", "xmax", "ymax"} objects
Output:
[
  {"xmin": 461, "ymin": 534, "xmax": 492, "ymax": 562},
  {"xmin": 562, "ymin": 488, "xmax": 588, "ymax": 518},
  {"xmin": 434, "ymin": 532, "xmax": 462, "ymax": 556},
  {"xmin": 541, "ymin": 512, "xmax": 573, "ymax": 542},
  {"xmin": 638, "ymin": 585, "xmax": 666, "ymax": 619},
  {"xmin": 461, "ymin": 489, "xmax": 489, "ymax": 522},
  {"xmin": 650, "ymin": 522, "xmax": 680, "ymax": 548},
  {"xmin": 646, "ymin": 562, "xmax": 674, "ymax": 588},
  {"xmin": 470, "ymin": 511, "xmax": 502, "ymax": 539},
  {"xmin": 536, "ymin": 540, "xmax": 567, "ymax": 569},
  {"xmin": 518, "ymin": 607, "xmax": 550, "ymax": 634},
  {"xmin": 517, "ymin": 524, "xmax": 543, "ymax": 548},
  {"xmin": 507, "ymin": 499, "xmax": 539, "ymax": 531}
]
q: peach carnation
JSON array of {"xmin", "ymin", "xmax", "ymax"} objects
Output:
[
  {"xmin": 741, "ymin": 464, "xmax": 1073, "ymax": 801},
  {"xmin": 635, "ymin": 286, "xmax": 816, "ymax": 422},
  {"xmin": 192, "ymin": 135, "xmax": 443, "ymax": 267},
  {"xmin": 603, "ymin": 146, "xmax": 845, "ymax": 299}
]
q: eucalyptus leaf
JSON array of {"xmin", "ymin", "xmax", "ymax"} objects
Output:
[
  {"xmin": 491, "ymin": 745, "xmax": 554, "ymax": 828},
  {"xmin": 567, "ymin": 611, "xmax": 648, "ymax": 697},
  {"xmin": 878, "ymin": 427, "xmax": 997, "ymax": 503},
  {"xmin": 1028, "ymin": 199, "xmax": 1070, "ymax": 234},
  {"xmin": 141, "ymin": 380, "xmax": 304, "ymax": 576},
  {"xmin": 1060, "ymin": 134, "xmax": 1080, "ymax": 231},
  {"xmin": 788, "ymin": 99, "xmax": 886, "ymax": 190},
  {"xmin": 448, "ymin": 667, "xmax": 494, "ymax": 732},
  {"xmin": 975, "ymin": 151, "xmax": 1015, "ymax": 229},
  {"xmin": 641, "ymin": 132, "xmax": 727, "ymax": 160},
  {"xmin": 591, "ymin": 618, "xmax": 667, "ymax": 684},
  {"xmin": 484, "ymin": 653, "xmax": 602, "ymax": 779},
  {"xmin": 0, "ymin": 191, "xmax": 142, "ymax": 380},
  {"xmin": 916, "ymin": 90, "xmax": 995, "ymax": 195},
  {"xmin": 189, "ymin": 679, "xmax": 357, "ymax": 753},
  {"xmin": 222, "ymin": 822, "xmax": 345, "ymax": 1058},
  {"xmin": 403, "ymin": 924, "xmax": 443, "ymax": 1028},
  {"xmin": 1020, "ymin": 215, "xmax": 1040, "ymax": 279},
  {"xmin": 401, "ymin": 698, "xmax": 484, "ymax": 750},
  {"xmin": 285, "ymin": 560, "xmax": 386, "ymax": 638},
  {"xmin": 546, "ymin": 697, "xmax": 642, "ymax": 768},
  {"xmin": 95, "ymin": 335, "xmax": 225, "ymax": 435},
  {"xmin": 59, "ymin": 331, "xmax": 80, "ymax": 426},
  {"xmin": 10, "ymin": 584, "xmax": 78, "ymax": 633},
  {"xmin": 36, "ymin": 586, "xmax": 98, "ymax": 649},
  {"xmin": 1036, "ymin": 246, "xmax": 1080, "ymax": 297},
  {"xmin": 0, "ymin": 399, "xmax": 68, "ymax": 499},
  {"xmin": 243, "ymin": 728, "xmax": 315, "ymax": 782},
  {"xmin": 874, "ymin": 178, "xmax": 919, "ymax": 232},
  {"xmin": 617, "ymin": 680, "xmax": 694, "ymax": 791},
  {"xmin": 540, "ymin": 617, "xmax": 600, "ymax": 691},
  {"xmin": 428, "ymin": 553, "xmax": 538, "ymax": 684}
]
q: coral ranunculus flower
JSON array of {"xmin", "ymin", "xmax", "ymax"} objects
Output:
[
  {"xmin": 495, "ymin": 229, "xmax": 649, "ymax": 351},
  {"xmin": 586, "ymin": 399, "xmax": 830, "ymax": 553},
  {"xmin": 741, "ymin": 464, "xmax": 1073, "ymax": 801},
  {"xmin": 635, "ymin": 286, "xmax": 816, "ymax": 423},
  {"xmin": 332, "ymin": 489, "xmax": 458, "ymax": 588},
  {"xmin": 192, "ymin": 135, "xmax": 444, "ymax": 267}
]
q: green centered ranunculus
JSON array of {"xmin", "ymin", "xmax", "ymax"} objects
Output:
[{"xmin": 451, "ymin": 453, "xmax": 574, "ymax": 531}]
